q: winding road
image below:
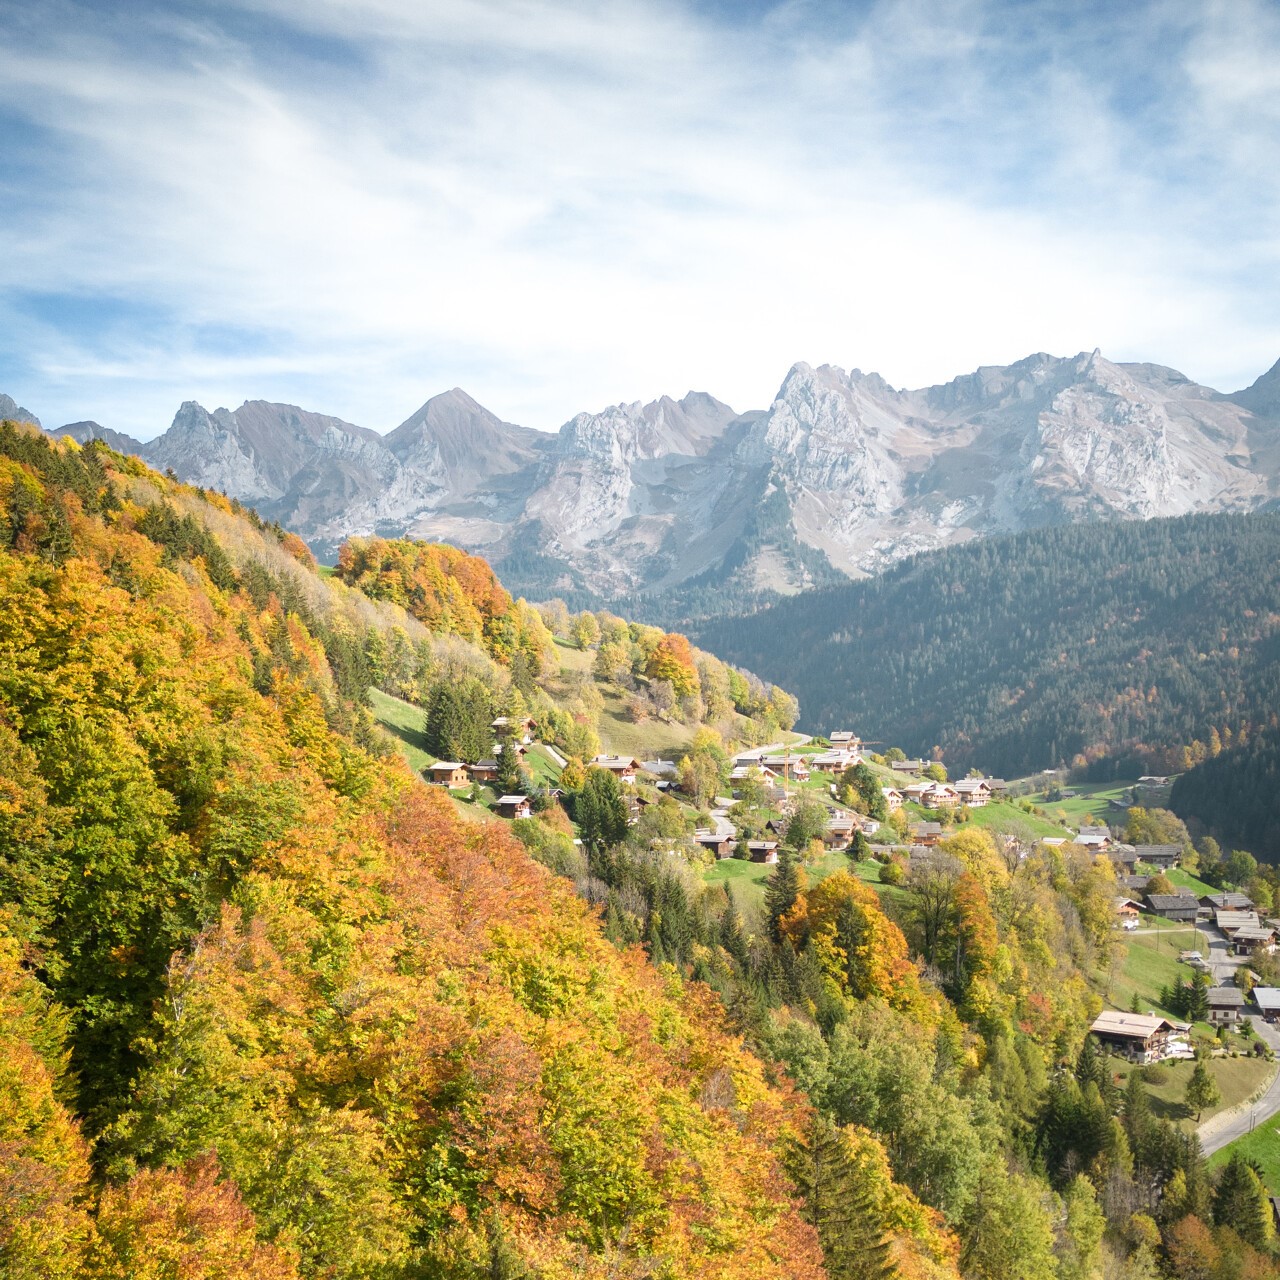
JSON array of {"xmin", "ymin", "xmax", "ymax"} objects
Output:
[{"xmin": 1194, "ymin": 925, "xmax": 1280, "ymax": 1155}]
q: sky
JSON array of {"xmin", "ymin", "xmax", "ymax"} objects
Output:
[{"xmin": 0, "ymin": 0, "xmax": 1277, "ymax": 439}]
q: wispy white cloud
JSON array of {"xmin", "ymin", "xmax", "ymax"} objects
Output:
[{"xmin": 0, "ymin": 0, "xmax": 1275, "ymax": 438}]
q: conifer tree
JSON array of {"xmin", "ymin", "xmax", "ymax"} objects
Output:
[
  {"xmin": 1213, "ymin": 1153, "xmax": 1274, "ymax": 1249},
  {"xmin": 784, "ymin": 1115, "xmax": 894, "ymax": 1280},
  {"xmin": 765, "ymin": 849, "xmax": 802, "ymax": 943}
]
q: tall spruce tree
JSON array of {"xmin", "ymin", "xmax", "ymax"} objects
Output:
[
  {"xmin": 765, "ymin": 848, "xmax": 802, "ymax": 943},
  {"xmin": 784, "ymin": 1115, "xmax": 894, "ymax": 1280}
]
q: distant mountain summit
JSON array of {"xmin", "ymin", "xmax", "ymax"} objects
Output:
[
  {"xmin": 7, "ymin": 347, "xmax": 1280, "ymax": 604},
  {"xmin": 54, "ymin": 421, "xmax": 145, "ymax": 453},
  {"xmin": 0, "ymin": 394, "xmax": 40, "ymax": 427}
]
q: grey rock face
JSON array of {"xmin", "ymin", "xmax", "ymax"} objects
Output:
[
  {"xmin": 0, "ymin": 394, "xmax": 40, "ymax": 427},
  {"xmin": 97, "ymin": 348, "xmax": 1280, "ymax": 598},
  {"xmin": 54, "ymin": 421, "xmax": 146, "ymax": 453}
]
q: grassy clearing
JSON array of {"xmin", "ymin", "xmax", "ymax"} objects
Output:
[
  {"xmin": 1099, "ymin": 927, "xmax": 1209, "ymax": 1017},
  {"xmin": 369, "ymin": 687, "xmax": 434, "ymax": 773},
  {"xmin": 1030, "ymin": 779, "xmax": 1137, "ymax": 827},
  {"xmin": 1209, "ymin": 1110, "xmax": 1280, "ymax": 1192},
  {"xmin": 1165, "ymin": 867, "xmax": 1217, "ymax": 897},
  {"xmin": 1112, "ymin": 1054, "xmax": 1273, "ymax": 1132},
  {"xmin": 964, "ymin": 801, "xmax": 1069, "ymax": 840},
  {"xmin": 703, "ymin": 847, "xmax": 859, "ymax": 911},
  {"xmin": 316, "ymin": 563, "xmax": 337, "ymax": 578}
]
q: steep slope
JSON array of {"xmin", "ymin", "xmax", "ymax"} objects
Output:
[
  {"xmin": 0, "ymin": 422, "xmax": 827, "ymax": 1279},
  {"xmin": 695, "ymin": 510, "xmax": 1280, "ymax": 778},
  {"xmin": 0, "ymin": 392, "xmax": 39, "ymax": 426}
]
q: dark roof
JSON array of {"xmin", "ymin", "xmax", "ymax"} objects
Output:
[
  {"xmin": 1135, "ymin": 844, "xmax": 1181, "ymax": 857},
  {"xmin": 1202, "ymin": 892, "xmax": 1254, "ymax": 910},
  {"xmin": 1208, "ymin": 988, "xmax": 1246, "ymax": 1006},
  {"xmin": 1146, "ymin": 894, "xmax": 1199, "ymax": 912}
]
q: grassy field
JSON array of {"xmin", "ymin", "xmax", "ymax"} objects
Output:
[
  {"xmin": 369, "ymin": 687, "xmax": 434, "ymax": 772},
  {"xmin": 1099, "ymin": 927, "xmax": 1209, "ymax": 1017},
  {"xmin": 704, "ymin": 847, "xmax": 861, "ymax": 910},
  {"xmin": 1165, "ymin": 867, "xmax": 1217, "ymax": 897},
  {"xmin": 964, "ymin": 801, "xmax": 1069, "ymax": 841},
  {"xmin": 1209, "ymin": 1110, "xmax": 1280, "ymax": 1191},
  {"xmin": 1112, "ymin": 1054, "xmax": 1273, "ymax": 1132},
  {"xmin": 316, "ymin": 563, "xmax": 337, "ymax": 578},
  {"xmin": 1030, "ymin": 779, "xmax": 1137, "ymax": 826}
]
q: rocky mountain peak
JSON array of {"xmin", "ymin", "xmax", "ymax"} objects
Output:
[
  {"xmin": 1234, "ymin": 357, "xmax": 1280, "ymax": 417},
  {"xmin": 54, "ymin": 421, "xmax": 145, "ymax": 453},
  {"xmin": 0, "ymin": 394, "xmax": 41, "ymax": 427}
]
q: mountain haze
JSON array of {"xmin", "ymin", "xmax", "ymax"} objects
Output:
[{"xmin": 13, "ymin": 347, "xmax": 1280, "ymax": 604}]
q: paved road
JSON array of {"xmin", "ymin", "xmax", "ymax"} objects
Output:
[{"xmin": 1199, "ymin": 1016, "xmax": 1280, "ymax": 1155}]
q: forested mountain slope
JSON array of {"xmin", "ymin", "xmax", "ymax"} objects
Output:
[
  {"xmin": 696, "ymin": 512, "xmax": 1280, "ymax": 778},
  {"xmin": 1172, "ymin": 728, "xmax": 1280, "ymax": 860},
  {"xmin": 0, "ymin": 422, "xmax": 826, "ymax": 1278}
]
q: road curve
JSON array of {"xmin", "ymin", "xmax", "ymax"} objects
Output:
[{"xmin": 1198, "ymin": 1016, "xmax": 1280, "ymax": 1156}]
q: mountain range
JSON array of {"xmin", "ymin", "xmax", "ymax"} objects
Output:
[{"xmin": 20, "ymin": 349, "xmax": 1280, "ymax": 606}]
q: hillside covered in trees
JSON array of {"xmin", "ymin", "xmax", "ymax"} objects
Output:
[
  {"xmin": 695, "ymin": 512, "xmax": 1280, "ymax": 779},
  {"xmin": 1172, "ymin": 727, "xmax": 1280, "ymax": 860},
  {"xmin": 0, "ymin": 423, "xmax": 825, "ymax": 1278},
  {"xmin": 4, "ymin": 420, "xmax": 1279, "ymax": 1280}
]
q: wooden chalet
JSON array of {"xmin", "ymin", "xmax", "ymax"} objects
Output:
[
  {"xmin": 591, "ymin": 754, "xmax": 641, "ymax": 782},
  {"xmin": 921, "ymin": 783, "xmax": 959, "ymax": 810},
  {"xmin": 894, "ymin": 759, "xmax": 928, "ymax": 775},
  {"xmin": 881, "ymin": 787, "xmax": 904, "ymax": 812},
  {"xmin": 1076, "ymin": 825, "xmax": 1112, "ymax": 849},
  {"xmin": 1107, "ymin": 845, "xmax": 1140, "ymax": 870},
  {"xmin": 829, "ymin": 731, "xmax": 860, "ymax": 747},
  {"xmin": 824, "ymin": 816, "xmax": 856, "ymax": 849},
  {"xmin": 951, "ymin": 779, "xmax": 993, "ymax": 808},
  {"xmin": 1215, "ymin": 909, "xmax": 1262, "ymax": 938},
  {"xmin": 494, "ymin": 794, "xmax": 532, "ymax": 820},
  {"xmin": 1089, "ymin": 1011, "xmax": 1178, "ymax": 1063},
  {"xmin": 1134, "ymin": 843, "xmax": 1181, "ymax": 870},
  {"xmin": 747, "ymin": 840, "xmax": 780, "ymax": 864},
  {"xmin": 428, "ymin": 761, "xmax": 469, "ymax": 787},
  {"xmin": 1253, "ymin": 988, "xmax": 1280, "ymax": 1023},
  {"xmin": 1115, "ymin": 897, "xmax": 1141, "ymax": 921},
  {"xmin": 760, "ymin": 754, "xmax": 810, "ymax": 782},
  {"xmin": 1207, "ymin": 987, "xmax": 1246, "ymax": 1027},
  {"xmin": 468, "ymin": 758, "xmax": 499, "ymax": 783},
  {"xmin": 809, "ymin": 749, "xmax": 859, "ymax": 774},
  {"xmin": 491, "ymin": 715, "xmax": 537, "ymax": 743},
  {"xmin": 1230, "ymin": 925, "xmax": 1277, "ymax": 956},
  {"xmin": 909, "ymin": 821, "xmax": 943, "ymax": 847},
  {"xmin": 1202, "ymin": 892, "xmax": 1255, "ymax": 912},
  {"xmin": 695, "ymin": 830, "xmax": 735, "ymax": 859},
  {"xmin": 1145, "ymin": 893, "xmax": 1199, "ymax": 923}
]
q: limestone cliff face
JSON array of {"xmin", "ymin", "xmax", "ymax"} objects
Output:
[{"xmin": 26, "ymin": 345, "xmax": 1279, "ymax": 598}]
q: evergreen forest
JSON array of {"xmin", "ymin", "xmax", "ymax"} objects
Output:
[{"xmin": 694, "ymin": 512, "xmax": 1280, "ymax": 778}]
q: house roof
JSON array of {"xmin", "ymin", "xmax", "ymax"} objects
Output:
[
  {"xmin": 910, "ymin": 822, "xmax": 943, "ymax": 835},
  {"xmin": 496, "ymin": 794, "xmax": 529, "ymax": 805},
  {"xmin": 1135, "ymin": 844, "xmax": 1181, "ymax": 858},
  {"xmin": 953, "ymin": 779, "xmax": 991, "ymax": 793},
  {"xmin": 1202, "ymin": 892, "xmax": 1254, "ymax": 910},
  {"xmin": 1216, "ymin": 910, "xmax": 1261, "ymax": 931},
  {"xmin": 1090, "ymin": 1010, "xmax": 1174, "ymax": 1039},
  {"xmin": 430, "ymin": 761, "xmax": 465, "ymax": 771},
  {"xmin": 1232, "ymin": 927, "xmax": 1276, "ymax": 942},
  {"xmin": 1147, "ymin": 894, "xmax": 1199, "ymax": 911},
  {"xmin": 1208, "ymin": 988, "xmax": 1246, "ymax": 1006},
  {"xmin": 1254, "ymin": 988, "xmax": 1280, "ymax": 1011},
  {"xmin": 592, "ymin": 754, "xmax": 641, "ymax": 769}
]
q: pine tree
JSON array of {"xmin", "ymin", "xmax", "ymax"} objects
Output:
[
  {"xmin": 784, "ymin": 1115, "xmax": 894, "ymax": 1280},
  {"xmin": 496, "ymin": 738, "xmax": 522, "ymax": 794},
  {"xmin": 765, "ymin": 849, "xmax": 802, "ymax": 943},
  {"xmin": 1213, "ymin": 1153, "xmax": 1274, "ymax": 1249}
]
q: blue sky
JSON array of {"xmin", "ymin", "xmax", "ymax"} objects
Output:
[{"xmin": 0, "ymin": 0, "xmax": 1277, "ymax": 437}]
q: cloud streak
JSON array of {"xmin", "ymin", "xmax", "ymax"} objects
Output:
[{"xmin": 0, "ymin": 0, "xmax": 1276, "ymax": 438}]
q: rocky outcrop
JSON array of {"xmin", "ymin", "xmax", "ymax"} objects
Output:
[
  {"xmin": 0, "ymin": 394, "xmax": 40, "ymax": 427},
  {"xmin": 45, "ymin": 347, "xmax": 1280, "ymax": 602},
  {"xmin": 54, "ymin": 421, "xmax": 146, "ymax": 453}
]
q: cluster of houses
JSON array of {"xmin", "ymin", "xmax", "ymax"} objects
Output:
[
  {"xmin": 425, "ymin": 716, "xmax": 541, "ymax": 789},
  {"xmin": 895, "ymin": 777, "xmax": 1004, "ymax": 809},
  {"xmin": 1118, "ymin": 885, "xmax": 1280, "ymax": 955},
  {"xmin": 1090, "ymin": 978, "xmax": 1280, "ymax": 1062}
]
